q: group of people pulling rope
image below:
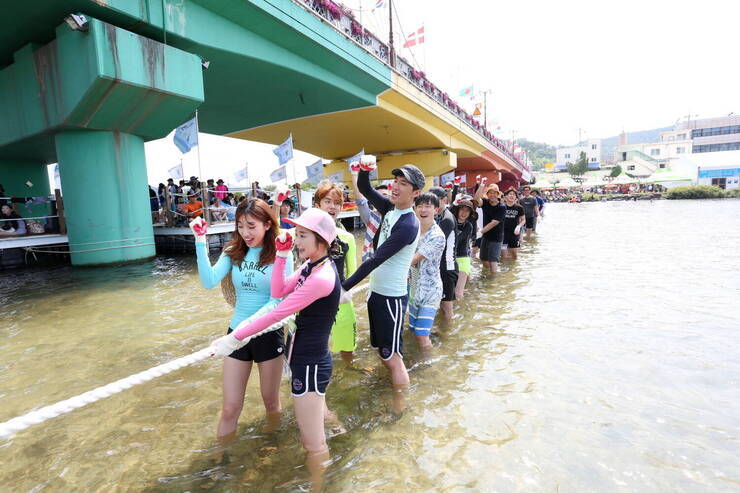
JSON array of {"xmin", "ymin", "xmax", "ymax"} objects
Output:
[{"xmin": 192, "ymin": 154, "xmax": 541, "ymax": 486}]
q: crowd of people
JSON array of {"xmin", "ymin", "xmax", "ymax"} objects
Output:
[
  {"xmin": 149, "ymin": 176, "xmax": 285, "ymax": 225},
  {"xmin": 187, "ymin": 156, "xmax": 545, "ymax": 488}
]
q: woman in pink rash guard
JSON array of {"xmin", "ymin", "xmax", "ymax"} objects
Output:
[{"xmin": 209, "ymin": 207, "xmax": 341, "ymax": 486}]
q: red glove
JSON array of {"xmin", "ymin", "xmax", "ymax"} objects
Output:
[
  {"xmin": 481, "ymin": 176, "xmax": 488, "ymax": 185},
  {"xmin": 189, "ymin": 217, "xmax": 208, "ymax": 241},
  {"xmin": 453, "ymin": 176, "xmax": 462, "ymax": 186},
  {"xmin": 275, "ymin": 231, "xmax": 293, "ymax": 257},
  {"xmin": 359, "ymin": 155, "xmax": 377, "ymax": 172},
  {"xmin": 443, "ymin": 182, "xmax": 453, "ymax": 190},
  {"xmin": 475, "ymin": 174, "xmax": 481, "ymax": 184},
  {"xmin": 350, "ymin": 160, "xmax": 362, "ymax": 173},
  {"xmin": 276, "ymin": 186, "xmax": 291, "ymax": 203},
  {"xmin": 387, "ymin": 183, "xmax": 393, "ymax": 191}
]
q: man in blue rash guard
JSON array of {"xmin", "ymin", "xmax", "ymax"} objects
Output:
[{"xmin": 342, "ymin": 157, "xmax": 424, "ymax": 389}]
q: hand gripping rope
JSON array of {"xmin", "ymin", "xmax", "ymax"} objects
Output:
[{"xmin": 0, "ymin": 283, "xmax": 369, "ymax": 439}]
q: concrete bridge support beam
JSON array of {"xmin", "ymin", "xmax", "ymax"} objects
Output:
[
  {"xmin": 54, "ymin": 130, "xmax": 154, "ymax": 266},
  {"xmin": 0, "ymin": 160, "xmax": 51, "ymax": 219}
]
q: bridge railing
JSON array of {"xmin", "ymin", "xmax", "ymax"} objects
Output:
[{"xmin": 296, "ymin": 0, "xmax": 530, "ymax": 176}]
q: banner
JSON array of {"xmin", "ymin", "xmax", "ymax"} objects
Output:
[
  {"xmin": 304, "ymin": 159, "xmax": 324, "ymax": 185},
  {"xmin": 327, "ymin": 171, "xmax": 344, "ymax": 183},
  {"xmin": 270, "ymin": 166, "xmax": 287, "ymax": 183},
  {"xmin": 168, "ymin": 163, "xmax": 184, "ymax": 181},
  {"xmin": 233, "ymin": 168, "xmax": 248, "ymax": 183},
  {"xmin": 173, "ymin": 117, "xmax": 199, "ymax": 153},
  {"xmin": 272, "ymin": 135, "xmax": 294, "ymax": 166}
]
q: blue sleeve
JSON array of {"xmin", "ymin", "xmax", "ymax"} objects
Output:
[
  {"xmin": 358, "ymin": 170, "xmax": 391, "ymax": 216},
  {"xmin": 342, "ymin": 213, "xmax": 418, "ymax": 291},
  {"xmin": 195, "ymin": 242, "xmax": 231, "ymax": 289}
]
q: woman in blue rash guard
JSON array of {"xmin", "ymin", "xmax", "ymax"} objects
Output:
[{"xmin": 190, "ymin": 198, "xmax": 293, "ymax": 440}]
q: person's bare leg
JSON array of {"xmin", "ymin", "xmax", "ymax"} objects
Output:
[
  {"xmin": 440, "ymin": 300, "xmax": 453, "ymax": 325},
  {"xmin": 510, "ymin": 248, "xmax": 518, "ymax": 260},
  {"xmin": 257, "ymin": 356, "xmax": 284, "ymax": 432},
  {"xmin": 340, "ymin": 350, "xmax": 354, "ymax": 365},
  {"xmin": 455, "ymin": 271, "xmax": 468, "ymax": 300},
  {"xmin": 415, "ymin": 334, "xmax": 433, "ymax": 357},
  {"xmin": 294, "ymin": 393, "xmax": 330, "ymax": 492},
  {"xmin": 218, "ymin": 357, "xmax": 252, "ymax": 439}
]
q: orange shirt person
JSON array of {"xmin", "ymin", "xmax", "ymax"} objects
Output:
[{"xmin": 183, "ymin": 193, "xmax": 203, "ymax": 218}]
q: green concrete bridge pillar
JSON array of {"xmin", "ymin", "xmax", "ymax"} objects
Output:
[{"xmin": 55, "ymin": 130, "xmax": 154, "ymax": 266}]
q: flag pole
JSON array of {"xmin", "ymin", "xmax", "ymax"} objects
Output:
[{"xmin": 194, "ymin": 109, "xmax": 209, "ymax": 223}]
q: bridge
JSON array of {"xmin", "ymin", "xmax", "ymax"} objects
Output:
[{"xmin": 0, "ymin": 0, "xmax": 530, "ymax": 266}]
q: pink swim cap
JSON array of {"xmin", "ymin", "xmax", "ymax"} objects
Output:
[{"xmin": 284, "ymin": 208, "xmax": 337, "ymax": 244}]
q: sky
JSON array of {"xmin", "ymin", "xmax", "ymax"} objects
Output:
[{"xmin": 144, "ymin": 0, "xmax": 739, "ymax": 186}]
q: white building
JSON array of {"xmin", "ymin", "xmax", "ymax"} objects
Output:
[
  {"xmin": 614, "ymin": 114, "xmax": 740, "ymax": 184},
  {"xmin": 555, "ymin": 139, "xmax": 601, "ymax": 171}
]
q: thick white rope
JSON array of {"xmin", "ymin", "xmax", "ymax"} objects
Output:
[{"xmin": 0, "ymin": 283, "xmax": 369, "ymax": 439}]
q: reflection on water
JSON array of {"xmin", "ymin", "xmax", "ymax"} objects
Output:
[{"xmin": 1, "ymin": 200, "xmax": 739, "ymax": 491}]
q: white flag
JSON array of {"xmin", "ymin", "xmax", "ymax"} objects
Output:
[{"xmin": 168, "ymin": 163, "xmax": 184, "ymax": 181}]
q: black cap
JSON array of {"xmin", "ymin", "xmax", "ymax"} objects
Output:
[
  {"xmin": 189, "ymin": 176, "xmax": 198, "ymax": 181},
  {"xmin": 391, "ymin": 164, "xmax": 425, "ymax": 190},
  {"xmin": 428, "ymin": 187, "xmax": 447, "ymax": 200},
  {"xmin": 217, "ymin": 179, "xmax": 224, "ymax": 184}
]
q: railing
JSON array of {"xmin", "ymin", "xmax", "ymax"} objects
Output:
[{"xmin": 296, "ymin": 0, "xmax": 530, "ymax": 175}]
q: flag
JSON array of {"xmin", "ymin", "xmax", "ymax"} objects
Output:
[
  {"xmin": 173, "ymin": 117, "xmax": 199, "ymax": 153},
  {"xmin": 327, "ymin": 171, "xmax": 344, "ymax": 183},
  {"xmin": 373, "ymin": 0, "xmax": 384, "ymax": 9},
  {"xmin": 233, "ymin": 168, "xmax": 248, "ymax": 183},
  {"xmin": 459, "ymin": 85, "xmax": 474, "ymax": 98},
  {"xmin": 345, "ymin": 149, "xmax": 364, "ymax": 171},
  {"xmin": 168, "ymin": 162, "xmax": 184, "ymax": 180},
  {"xmin": 303, "ymin": 160, "xmax": 324, "ymax": 185},
  {"xmin": 270, "ymin": 166, "xmax": 287, "ymax": 183},
  {"xmin": 272, "ymin": 135, "xmax": 293, "ymax": 165},
  {"xmin": 403, "ymin": 26, "xmax": 425, "ymax": 48}
]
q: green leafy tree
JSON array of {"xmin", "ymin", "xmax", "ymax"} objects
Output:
[
  {"xmin": 567, "ymin": 152, "xmax": 589, "ymax": 178},
  {"xmin": 516, "ymin": 138, "xmax": 557, "ymax": 171}
]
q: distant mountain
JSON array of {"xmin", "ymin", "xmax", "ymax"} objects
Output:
[{"xmin": 599, "ymin": 126, "xmax": 672, "ymax": 162}]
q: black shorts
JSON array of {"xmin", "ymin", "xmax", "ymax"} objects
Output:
[
  {"xmin": 290, "ymin": 353, "xmax": 332, "ymax": 396},
  {"xmin": 440, "ymin": 270, "xmax": 458, "ymax": 301},
  {"xmin": 502, "ymin": 231, "xmax": 520, "ymax": 250},
  {"xmin": 480, "ymin": 237, "xmax": 503, "ymax": 262},
  {"xmin": 473, "ymin": 237, "xmax": 482, "ymax": 248},
  {"xmin": 525, "ymin": 216, "xmax": 537, "ymax": 230},
  {"xmin": 367, "ymin": 292, "xmax": 407, "ymax": 360},
  {"xmin": 226, "ymin": 326, "xmax": 285, "ymax": 363}
]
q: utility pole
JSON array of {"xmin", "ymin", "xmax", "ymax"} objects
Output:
[{"xmin": 388, "ymin": 0, "xmax": 395, "ymax": 67}]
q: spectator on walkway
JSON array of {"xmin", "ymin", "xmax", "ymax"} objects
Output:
[{"xmin": 0, "ymin": 204, "xmax": 26, "ymax": 235}]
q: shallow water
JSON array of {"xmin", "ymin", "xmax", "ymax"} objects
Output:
[{"xmin": 1, "ymin": 199, "xmax": 739, "ymax": 492}]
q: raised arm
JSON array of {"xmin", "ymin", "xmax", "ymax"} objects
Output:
[
  {"xmin": 195, "ymin": 242, "xmax": 232, "ymax": 288},
  {"xmin": 342, "ymin": 213, "xmax": 417, "ymax": 291},
  {"xmin": 270, "ymin": 254, "xmax": 301, "ymax": 299},
  {"xmin": 357, "ymin": 170, "xmax": 391, "ymax": 216}
]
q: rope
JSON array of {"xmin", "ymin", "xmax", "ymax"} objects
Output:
[
  {"xmin": 0, "ymin": 215, "xmax": 58, "ymax": 222},
  {"xmin": 0, "ymin": 283, "xmax": 370, "ymax": 439}
]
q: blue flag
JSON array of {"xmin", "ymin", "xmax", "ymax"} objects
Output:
[
  {"xmin": 345, "ymin": 149, "xmax": 364, "ymax": 170},
  {"xmin": 304, "ymin": 160, "xmax": 324, "ymax": 185},
  {"xmin": 233, "ymin": 168, "xmax": 248, "ymax": 183},
  {"xmin": 272, "ymin": 135, "xmax": 294, "ymax": 165},
  {"xmin": 270, "ymin": 166, "xmax": 287, "ymax": 183},
  {"xmin": 173, "ymin": 117, "xmax": 198, "ymax": 153}
]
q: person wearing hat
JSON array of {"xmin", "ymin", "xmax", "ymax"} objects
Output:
[
  {"xmin": 209, "ymin": 207, "xmax": 341, "ymax": 485},
  {"xmin": 342, "ymin": 156, "xmax": 423, "ymax": 391},
  {"xmin": 474, "ymin": 182, "xmax": 506, "ymax": 272},
  {"xmin": 214, "ymin": 178, "xmax": 229, "ymax": 201},
  {"xmin": 427, "ymin": 186, "xmax": 459, "ymax": 325},
  {"xmin": 449, "ymin": 197, "xmax": 478, "ymax": 299}
]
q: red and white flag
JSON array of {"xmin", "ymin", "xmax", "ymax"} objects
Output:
[{"xmin": 403, "ymin": 26, "xmax": 425, "ymax": 48}]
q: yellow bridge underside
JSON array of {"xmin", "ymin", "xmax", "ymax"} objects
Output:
[{"xmin": 228, "ymin": 73, "xmax": 515, "ymax": 180}]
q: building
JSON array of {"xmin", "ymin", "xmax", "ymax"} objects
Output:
[
  {"xmin": 555, "ymin": 139, "xmax": 601, "ymax": 171},
  {"xmin": 614, "ymin": 114, "xmax": 740, "ymax": 182}
]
